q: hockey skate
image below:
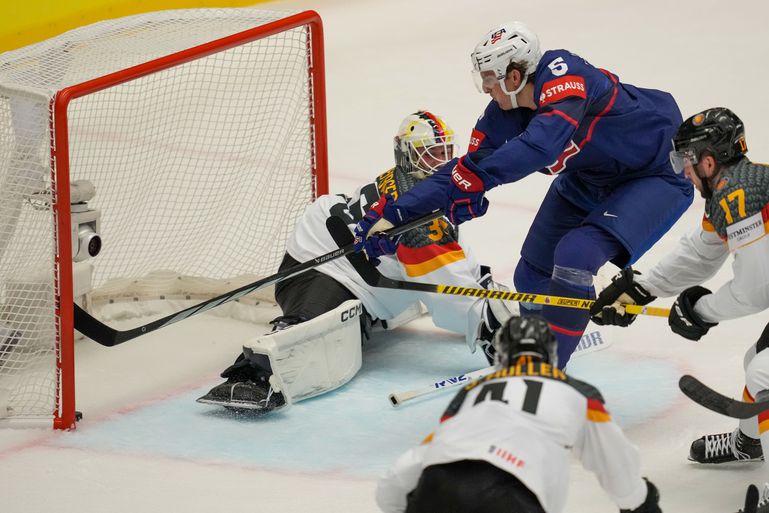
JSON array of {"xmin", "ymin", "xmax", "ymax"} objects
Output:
[
  {"xmin": 689, "ymin": 428, "xmax": 763, "ymax": 464},
  {"xmin": 196, "ymin": 316, "xmax": 300, "ymax": 413},
  {"xmin": 196, "ymin": 378, "xmax": 286, "ymax": 414}
]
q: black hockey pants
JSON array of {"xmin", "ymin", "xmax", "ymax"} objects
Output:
[
  {"xmin": 406, "ymin": 460, "xmax": 546, "ymax": 513},
  {"xmin": 274, "ymin": 252, "xmax": 359, "ymax": 320}
]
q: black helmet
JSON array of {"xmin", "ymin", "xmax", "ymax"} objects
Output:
[
  {"xmin": 493, "ymin": 316, "xmax": 558, "ymax": 368},
  {"xmin": 671, "ymin": 108, "xmax": 747, "ymax": 170}
]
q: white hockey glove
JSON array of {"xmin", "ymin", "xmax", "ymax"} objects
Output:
[{"xmin": 474, "ymin": 271, "xmax": 517, "ymax": 364}]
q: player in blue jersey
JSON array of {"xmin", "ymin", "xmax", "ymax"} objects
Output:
[{"xmin": 353, "ymin": 21, "xmax": 693, "ymax": 368}]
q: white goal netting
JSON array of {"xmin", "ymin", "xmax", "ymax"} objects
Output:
[{"xmin": 0, "ymin": 8, "xmax": 325, "ymax": 426}]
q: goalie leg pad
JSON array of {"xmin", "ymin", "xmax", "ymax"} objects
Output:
[{"xmin": 242, "ymin": 299, "xmax": 365, "ymax": 404}]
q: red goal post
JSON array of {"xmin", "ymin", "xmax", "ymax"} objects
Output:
[{"xmin": 0, "ymin": 9, "xmax": 328, "ymax": 429}]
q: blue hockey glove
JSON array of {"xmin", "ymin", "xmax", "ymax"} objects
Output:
[
  {"xmin": 446, "ymin": 156, "xmax": 490, "ymax": 225},
  {"xmin": 353, "ymin": 195, "xmax": 402, "ymax": 264},
  {"xmin": 669, "ymin": 286, "xmax": 718, "ymax": 341}
]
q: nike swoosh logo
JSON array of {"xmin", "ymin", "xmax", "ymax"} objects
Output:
[{"xmin": 603, "ymin": 211, "xmax": 618, "ymax": 218}]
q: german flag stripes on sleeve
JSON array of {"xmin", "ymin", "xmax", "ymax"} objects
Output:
[
  {"xmin": 586, "ymin": 398, "xmax": 611, "ymax": 423},
  {"xmin": 396, "ymin": 242, "xmax": 466, "ymax": 277}
]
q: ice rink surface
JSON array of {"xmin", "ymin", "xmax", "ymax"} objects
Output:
[{"xmin": 3, "ymin": 0, "xmax": 769, "ymax": 511}]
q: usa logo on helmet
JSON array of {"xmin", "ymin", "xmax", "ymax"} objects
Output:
[{"xmin": 490, "ymin": 29, "xmax": 506, "ymax": 44}]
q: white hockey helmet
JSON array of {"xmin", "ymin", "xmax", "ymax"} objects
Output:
[
  {"xmin": 394, "ymin": 111, "xmax": 456, "ymax": 178},
  {"xmin": 470, "ymin": 22, "xmax": 542, "ymax": 102}
]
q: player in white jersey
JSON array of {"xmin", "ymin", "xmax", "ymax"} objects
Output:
[
  {"xmin": 590, "ymin": 108, "xmax": 769, "ymax": 511},
  {"xmin": 376, "ymin": 316, "xmax": 661, "ymax": 513},
  {"xmin": 197, "ymin": 111, "xmax": 514, "ymax": 413}
]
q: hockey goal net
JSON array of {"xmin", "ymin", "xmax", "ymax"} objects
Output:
[{"xmin": 0, "ymin": 9, "xmax": 327, "ymax": 429}]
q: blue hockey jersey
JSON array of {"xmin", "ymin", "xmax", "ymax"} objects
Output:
[{"xmin": 392, "ymin": 49, "xmax": 689, "ymax": 217}]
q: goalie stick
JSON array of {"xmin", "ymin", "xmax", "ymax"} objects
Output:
[
  {"xmin": 389, "ymin": 328, "xmax": 612, "ymax": 407},
  {"xmin": 74, "ymin": 210, "xmax": 443, "ymax": 347},
  {"xmin": 324, "ymin": 215, "xmax": 670, "ymax": 318},
  {"xmin": 678, "ymin": 374, "xmax": 769, "ymax": 419}
]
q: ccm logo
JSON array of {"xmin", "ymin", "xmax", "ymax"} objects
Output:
[{"xmin": 340, "ymin": 304, "xmax": 364, "ymax": 322}]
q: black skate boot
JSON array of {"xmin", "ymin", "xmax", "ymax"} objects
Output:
[
  {"xmin": 736, "ymin": 483, "xmax": 769, "ymax": 513},
  {"xmin": 197, "ymin": 315, "xmax": 306, "ymax": 412},
  {"xmin": 689, "ymin": 428, "xmax": 763, "ymax": 464},
  {"xmin": 196, "ymin": 379, "xmax": 286, "ymax": 413},
  {"xmin": 196, "ymin": 352, "xmax": 286, "ymax": 413}
]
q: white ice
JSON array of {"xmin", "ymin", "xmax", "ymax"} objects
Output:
[{"xmin": 2, "ymin": 0, "xmax": 769, "ymax": 511}]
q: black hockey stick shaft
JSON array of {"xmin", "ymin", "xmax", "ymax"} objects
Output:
[
  {"xmin": 74, "ymin": 210, "xmax": 443, "ymax": 347},
  {"xmin": 678, "ymin": 374, "xmax": 769, "ymax": 419}
]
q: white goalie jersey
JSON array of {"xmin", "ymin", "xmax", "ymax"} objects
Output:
[
  {"xmin": 376, "ymin": 360, "xmax": 649, "ymax": 513},
  {"xmin": 285, "ymin": 166, "xmax": 489, "ymax": 347}
]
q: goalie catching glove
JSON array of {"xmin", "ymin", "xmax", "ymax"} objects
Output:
[{"xmin": 590, "ymin": 268, "xmax": 656, "ymax": 327}]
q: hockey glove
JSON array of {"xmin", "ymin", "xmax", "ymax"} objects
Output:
[
  {"xmin": 620, "ymin": 478, "xmax": 661, "ymax": 513},
  {"xmin": 446, "ymin": 156, "xmax": 490, "ymax": 226},
  {"xmin": 589, "ymin": 268, "xmax": 656, "ymax": 327},
  {"xmin": 473, "ymin": 269, "xmax": 516, "ymax": 364},
  {"xmin": 353, "ymin": 195, "xmax": 401, "ymax": 264},
  {"xmin": 669, "ymin": 286, "xmax": 718, "ymax": 341}
]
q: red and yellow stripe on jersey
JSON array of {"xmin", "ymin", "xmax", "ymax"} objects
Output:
[
  {"xmin": 702, "ymin": 215, "xmax": 717, "ymax": 233},
  {"xmin": 396, "ymin": 242, "xmax": 466, "ymax": 277},
  {"xmin": 586, "ymin": 398, "xmax": 611, "ymax": 423},
  {"xmin": 759, "ymin": 410, "xmax": 769, "ymax": 436},
  {"xmin": 741, "ymin": 387, "xmax": 769, "ymax": 435}
]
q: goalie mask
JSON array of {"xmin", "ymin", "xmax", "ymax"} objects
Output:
[
  {"xmin": 493, "ymin": 316, "xmax": 557, "ymax": 368},
  {"xmin": 394, "ymin": 111, "xmax": 456, "ymax": 179},
  {"xmin": 471, "ymin": 21, "xmax": 541, "ymax": 106}
]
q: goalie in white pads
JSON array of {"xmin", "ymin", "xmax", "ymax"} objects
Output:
[
  {"xmin": 376, "ymin": 316, "xmax": 661, "ymax": 513},
  {"xmin": 197, "ymin": 111, "xmax": 514, "ymax": 413}
]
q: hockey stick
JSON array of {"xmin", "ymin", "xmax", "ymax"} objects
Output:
[
  {"xmin": 744, "ymin": 484, "xmax": 759, "ymax": 513},
  {"xmin": 389, "ymin": 366, "xmax": 494, "ymax": 406},
  {"xmin": 74, "ymin": 210, "xmax": 443, "ymax": 347},
  {"xmin": 324, "ymin": 215, "xmax": 670, "ymax": 317},
  {"xmin": 678, "ymin": 374, "xmax": 769, "ymax": 419},
  {"xmin": 388, "ymin": 326, "xmax": 613, "ymax": 407}
]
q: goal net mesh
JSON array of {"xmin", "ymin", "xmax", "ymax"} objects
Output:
[{"xmin": 0, "ymin": 9, "xmax": 322, "ymax": 423}]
